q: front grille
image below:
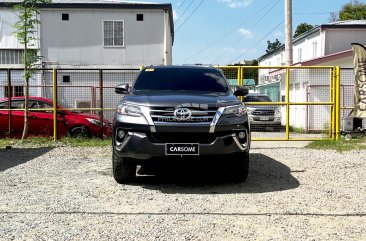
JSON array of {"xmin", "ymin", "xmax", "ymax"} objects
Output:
[
  {"xmin": 252, "ymin": 110, "xmax": 275, "ymax": 116},
  {"xmin": 146, "ymin": 131, "xmax": 233, "ymax": 144},
  {"xmin": 150, "ymin": 107, "xmax": 217, "ymax": 123}
]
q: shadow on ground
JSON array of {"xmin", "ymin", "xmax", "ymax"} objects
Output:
[
  {"xmin": 129, "ymin": 153, "xmax": 300, "ymax": 194},
  {"xmin": 0, "ymin": 147, "xmax": 53, "ymax": 172}
]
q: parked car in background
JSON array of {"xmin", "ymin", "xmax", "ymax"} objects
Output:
[
  {"xmin": 244, "ymin": 93, "xmax": 282, "ymax": 131},
  {"xmin": 0, "ymin": 97, "xmax": 111, "ymax": 138}
]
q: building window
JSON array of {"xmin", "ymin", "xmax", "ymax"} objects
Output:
[
  {"xmin": 103, "ymin": 20, "xmax": 124, "ymax": 47},
  {"xmin": 62, "ymin": 13, "xmax": 69, "ymax": 21},
  {"xmin": 137, "ymin": 14, "xmax": 144, "ymax": 21},
  {"xmin": 4, "ymin": 86, "xmax": 24, "ymax": 97},
  {"xmin": 0, "ymin": 50, "xmax": 36, "ymax": 65},
  {"xmin": 63, "ymin": 75, "xmax": 70, "ymax": 83},
  {"xmin": 312, "ymin": 41, "xmax": 317, "ymax": 58},
  {"xmin": 298, "ymin": 48, "xmax": 302, "ymax": 62}
]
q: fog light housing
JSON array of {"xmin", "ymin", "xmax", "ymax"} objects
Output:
[
  {"xmin": 118, "ymin": 130, "xmax": 125, "ymax": 139},
  {"xmin": 238, "ymin": 131, "xmax": 246, "ymax": 139},
  {"xmin": 116, "ymin": 129, "xmax": 126, "ymax": 143}
]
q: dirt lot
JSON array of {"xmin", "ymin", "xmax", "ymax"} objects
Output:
[{"xmin": 0, "ymin": 142, "xmax": 365, "ymax": 240}]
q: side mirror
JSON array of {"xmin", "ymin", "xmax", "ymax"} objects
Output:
[
  {"xmin": 233, "ymin": 86, "xmax": 249, "ymax": 97},
  {"xmin": 115, "ymin": 84, "xmax": 129, "ymax": 94},
  {"xmin": 57, "ymin": 110, "xmax": 66, "ymax": 116}
]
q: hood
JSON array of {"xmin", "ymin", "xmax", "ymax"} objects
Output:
[{"xmin": 122, "ymin": 91, "xmax": 241, "ymax": 108}]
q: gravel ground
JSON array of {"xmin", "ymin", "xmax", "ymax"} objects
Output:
[{"xmin": 0, "ymin": 142, "xmax": 365, "ymax": 240}]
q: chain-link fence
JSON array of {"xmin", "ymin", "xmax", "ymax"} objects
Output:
[
  {"xmin": 1, "ymin": 66, "xmax": 343, "ymax": 140},
  {"xmin": 217, "ymin": 66, "xmax": 340, "ymax": 140},
  {"xmin": 0, "ymin": 68, "xmax": 139, "ymax": 138}
]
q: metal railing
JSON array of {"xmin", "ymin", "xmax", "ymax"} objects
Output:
[{"xmin": 0, "ymin": 66, "xmax": 341, "ymax": 141}]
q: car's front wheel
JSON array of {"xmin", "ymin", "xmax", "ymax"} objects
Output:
[
  {"xmin": 229, "ymin": 151, "xmax": 249, "ymax": 183},
  {"xmin": 112, "ymin": 149, "xmax": 136, "ymax": 184},
  {"xmin": 69, "ymin": 126, "xmax": 90, "ymax": 138}
]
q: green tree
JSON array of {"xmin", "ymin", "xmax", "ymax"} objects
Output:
[
  {"xmin": 13, "ymin": 0, "xmax": 51, "ymax": 139},
  {"xmin": 266, "ymin": 39, "xmax": 282, "ymax": 54},
  {"xmin": 339, "ymin": 0, "xmax": 366, "ymax": 20},
  {"xmin": 293, "ymin": 23, "xmax": 315, "ymax": 38}
]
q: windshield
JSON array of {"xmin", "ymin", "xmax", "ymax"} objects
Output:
[
  {"xmin": 133, "ymin": 68, "xmax": 229, "ymax": 93},
  {"xmin": 244, "ymin": 95, "xmax": 272, "ymax": 102}
]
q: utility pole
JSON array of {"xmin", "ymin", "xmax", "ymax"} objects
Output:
[{"xmin": 285, "ymin": 0, "xmax": 293, "ymax": 65}]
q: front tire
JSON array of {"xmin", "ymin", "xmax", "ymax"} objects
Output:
[
  {"xmin": 69, "ymin": 126, "xmax": 90, "ymax": 138},
  {"xmin": 112, "ymin": 149, "xmax": 136, "ymax": 184},
  {"xmin": 229, "ymin": 151, "xmax": 249, "ymax": 183}
]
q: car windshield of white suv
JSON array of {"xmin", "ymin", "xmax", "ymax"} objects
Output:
[
  {"xmin": 244, "ymin": 96, "xmax": 272, "ymax": 102},
  {"xmin": 133, "ymin": 68, "xmax": 229, "ymax": 93}
]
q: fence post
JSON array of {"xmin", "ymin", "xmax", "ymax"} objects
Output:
[
  {"xmin": 285, "ymin": 67, "xmax": 290, "ymax": 140},
  {"xmin": 330, "ymin": 67, "xmax": 335, "ymax": 140},
  {"xmin": 237, "ymin": 67, "xmax": 242, "ymax": 101},
  {"xmin": 99, "ymin": 69, "xmax": 104, "ymax": 139},
  {"xmin": 53, "ymin": 68, "xmax": 58, "ymax": 141},
  {"xmin": 335, "ymin": 66, "xmax": 341, "ymax": 141},
  {"xmin": 7, "ymin": 69, "xmax": 12, "ymax": 138}
]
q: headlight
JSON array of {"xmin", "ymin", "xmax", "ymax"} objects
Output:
[
  {"xmin": 86, "ymin": 118, "xmax": 103, "ymax": 126},
  {"xmin": 117, "ymin": 104, "xmax": 143, "ymax": 117},
  {"xmin": 275, "ymin": 108, "xmax": 281, "ymax": 116},
  {"xmin": 223, "ymin": 104, "xmax": 247, "ymax": 116}
]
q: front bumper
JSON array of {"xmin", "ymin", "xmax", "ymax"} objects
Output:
[
  {"xmin": 248, "ymin": 115, "xmax": 281, "ymax": 127},
  {"xmin": 113, "ymin": 130, "xmax": 249, "ymax": 160}
]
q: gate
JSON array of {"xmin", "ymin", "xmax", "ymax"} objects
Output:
[{"xmin": 218, "ymin": 66, "xmax": 341, "ymax": 141}]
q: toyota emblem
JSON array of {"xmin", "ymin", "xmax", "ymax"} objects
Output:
[{"xmin": 174, "ymin": 108, "xmax": 192, "ymax": 121}]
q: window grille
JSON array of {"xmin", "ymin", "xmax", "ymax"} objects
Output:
[
  {"xmin": 0, "ymin": 49, "xmax": 37, "ymax": 64},
  {"xmin": 4, "ymin": 86, "xmax": 24, "ymax": 97},
  {"xmin": 103, "ymin": 20, "xmax": 124, "ymax": 47}
]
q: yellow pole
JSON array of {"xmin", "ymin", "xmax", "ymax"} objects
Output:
[
  {"xmin": 239, "ymin": 67, "xmax": 243, "ymax": 101},
  {"xmin": 53, "ymin": 68, "xmax": 58, "ymax": 142},
  {"xmin": 330, "ymin": 68, "xmax": 335, "ymax": 140},
  {"xmin": 286, "ymin": 67, "xmax": 290, "ymax": 140},
  {"xmin": 335, "ymin": 66, "xmax": 341, "ymax": 140}
]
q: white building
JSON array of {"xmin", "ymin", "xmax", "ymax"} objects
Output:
[
  {"xmin": 0, "ymin": 1, "xmax": 174, "ymax": 118},
  {"xmin": 0, "ymin": 0, "xmax": 174, "ymax": 68},
  {"xmin": 257, "ymin": 20, "xmax": 366, "ymax": 131}
]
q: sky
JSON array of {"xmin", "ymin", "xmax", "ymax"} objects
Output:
[{"xmin": 141, "ymin": 0, "xmax": 356, "ymax": 65}]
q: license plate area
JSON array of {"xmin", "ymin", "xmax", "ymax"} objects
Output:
[
  {"xmin": 259, "ymin": 117, "xmax": 270, "ymax": 121},
  {"xmin": 165, "ymin": 143, "xmax": 199, "ymax": 155}
]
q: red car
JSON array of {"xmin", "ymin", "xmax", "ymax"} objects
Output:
[{"xmin": 0, "ymin": 96, "xmax": 111, "ymax": 138}]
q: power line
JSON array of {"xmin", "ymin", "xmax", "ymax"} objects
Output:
[
  {"xmin": 229, "ymin": 19, "xmax": 284, "ymax": 64},
  {"xmin": 175, "ymin": 0, "xmax": 206, "ymax": 33},
  {"xmin": 210, "ymin": 0, "xmax": 280, "ymax": 64},
  {"xmin": 174, "ymin": 0, "xmax": 195, "ymax": 24},
  {"xmin": 183, "ymin": 0, "xmax": 275, "ymax": 63},
  {"xmin": 176, "ymin": 0, "xmax": 188, "ymax": 12}
]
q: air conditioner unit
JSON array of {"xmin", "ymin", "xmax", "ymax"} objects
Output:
[{"xmin": 75, "ymin": 100, "xmax": 91, "ymax": 113}]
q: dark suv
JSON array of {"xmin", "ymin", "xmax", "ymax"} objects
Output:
[{"xmin": 112, "ymin": 66, "xmax": 250, "ymax": 183}]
